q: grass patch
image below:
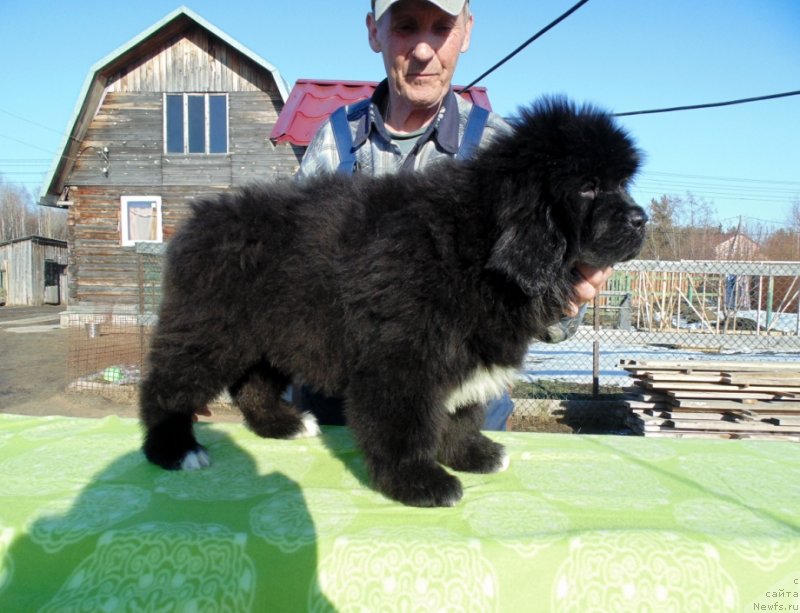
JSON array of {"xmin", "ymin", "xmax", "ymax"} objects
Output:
[{"xmin": 511, "ymin": 379, "xmax": 626, "ymax": 400}]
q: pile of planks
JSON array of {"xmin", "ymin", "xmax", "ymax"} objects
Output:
[{"xmin": 621, "ymin": 358, "xmax": 800, "ymax": 440}]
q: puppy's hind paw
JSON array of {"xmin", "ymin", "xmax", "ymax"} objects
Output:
[
  {"xmin": 440, "ymin": 435, "xmax": 508, "ymax": 474},
  {"xmin": 290, "ymin": 412, "xmax": 321, "ymax": 439},
  {"xmin": 375, "ymin": 462, "xmax": 464, "ymax": 508},
  {"xmin": 180, "ymin": 447, "xmax": 212, "ymax": 471},
  {"xmin": 497, "ymin": 449, "xmax": 510, "ymax": 472}
]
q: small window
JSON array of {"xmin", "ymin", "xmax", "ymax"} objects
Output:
[
  {"xmin": 121, "ymin": 196, "xmax": 163, "ymax": 246},
  {"xmin": 164, "ymin": 93, "xmax": 228, "ymax": 154}
]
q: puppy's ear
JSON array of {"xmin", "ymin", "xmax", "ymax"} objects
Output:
[{"xmin": 486, "ymin": 221, "xmax": 567, "ymax": 296}]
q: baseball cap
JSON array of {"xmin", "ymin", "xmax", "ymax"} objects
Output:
[{"xmin": 372, "ymin": 0, "xmax": 467, "ymax": 22}]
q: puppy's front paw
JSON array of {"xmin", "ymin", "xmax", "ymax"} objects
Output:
[
  {"xmin": 373, "ymin": 461, "xmax": 463, "ymax": 508},
  {"xmin": 143, "ymin": 414, "xmax": 206, "ymax": 471},
  {"xmin": 180, "ymin": 447, "xmax": 212, "ymax": 470},
  {"xmin": 440, "ymin": 435, "xmax": 508, "ymax": 474}
]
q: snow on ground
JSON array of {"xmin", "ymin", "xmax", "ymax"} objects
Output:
[{"xmin": 520, "ymin": 335, "xmax": 800, "ymax": 386}]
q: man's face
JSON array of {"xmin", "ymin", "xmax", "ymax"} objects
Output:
[{"xmin": 368, "ymin": 0, "xmax": 473, "ymax": 113}]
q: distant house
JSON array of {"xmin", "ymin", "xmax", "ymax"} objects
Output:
[
  {"xmin": 39, "ymin": 7, "xmax": 299, "ymax": 312},
  {"xmin": 714, "ymin": 232, "xmax": 761, "ymax": 261},
  {"xmin": 0, "ymin": 236, "xmax": 68, "ymax": 306}
]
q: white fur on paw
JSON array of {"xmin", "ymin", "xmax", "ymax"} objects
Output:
[
  {"xmin": 498, "ymin": 450, "xmax": 510, "ymax": 472},
  {"xmin": 291, "ymin": 412, "xmax": 321, "ymax": 439},
  {"xmin": 180, "ymin": 448, "xmax": 211, "ymax": 471}
]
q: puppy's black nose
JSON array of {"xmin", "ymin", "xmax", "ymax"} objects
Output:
[{"xmin": 627, "ymin": 207, "xmax": 648, "ymax": 229}]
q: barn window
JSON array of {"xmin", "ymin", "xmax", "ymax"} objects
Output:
[
  {"xmin": 121, "ymin": 196, "xmax": 163, "ymax": 246},
  {"xmin": 164, "ymin": 93, "xmax": 228, "ymax": 154}
]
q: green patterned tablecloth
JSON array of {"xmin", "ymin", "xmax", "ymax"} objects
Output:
[{"xmin": 0, "ymin": 413, "xmax": 797, "ymax": 611}]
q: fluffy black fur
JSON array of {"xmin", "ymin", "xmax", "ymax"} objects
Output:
[{"xmin": 140, "ymin": 97, "xmax": 647, "ymax": 507}]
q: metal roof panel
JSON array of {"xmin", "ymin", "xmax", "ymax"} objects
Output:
[{"xmin": 271, "ymin": 79, "xmax": 493, "ymax": 146}]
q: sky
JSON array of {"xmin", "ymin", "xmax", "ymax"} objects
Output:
[{"xmin": 0, "ymin": 0, "xmax": 798, "ymax": 229}]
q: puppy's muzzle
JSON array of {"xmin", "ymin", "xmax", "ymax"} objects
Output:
[{"xmin": 626, "ymin": 206, "xmax": 648, "ymax": 231}]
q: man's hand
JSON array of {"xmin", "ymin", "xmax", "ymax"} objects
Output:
[{"xmin": 565, "ymin": 264, "xmax": 613, "ymax": 317}]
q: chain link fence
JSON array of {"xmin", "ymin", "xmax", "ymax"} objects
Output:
[
  {"xmin": 66, "ymin": 243, "xmax": 800, "ymax": 430},
  {"xmin": 510, "ymin": 258, "xmax": 800, "ymax": 430}
]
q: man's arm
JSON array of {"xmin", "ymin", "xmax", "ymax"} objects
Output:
[{"xmin": 296, "ymin": 120, "xmax": 340, "ymax": 180}]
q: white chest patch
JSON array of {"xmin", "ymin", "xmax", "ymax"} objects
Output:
[{"xmin": 443, "ymin": 365, "xmax": 518, "ymax": 413}]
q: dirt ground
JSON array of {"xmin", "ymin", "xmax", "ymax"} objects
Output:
[
  {"xmin": 0, "ymin": 305, "xmax": 581, "ymax": 432},
  {"xmin": 0, "ymin": 306, "xmax": 248, "ymax": 426},
  {"xmin": 0, "ymin": 306, "xmax": 139, "ymax": 418}
]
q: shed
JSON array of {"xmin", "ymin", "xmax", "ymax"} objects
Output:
[
  {"xmin": 38, "ymin": 6, "xmax": 297, "ymax": 310},
  {"xmin": 0, "ymin": 236, "xmax": 68, "ymax": 306}
]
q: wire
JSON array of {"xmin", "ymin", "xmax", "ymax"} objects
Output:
[
  {"xmin": 459, "ymin": 0, "xmax": 591, "ymax": 93},
  {"xmin": 646, "ymin": 171, "xmax": 800, "ymax": 186},
  {"xmin": 614, "ymin": 90, "xmax": 800, "ymax": 117},
  {"xmin": 0, "ymin": 107, "xmax": 73, "ymax": 138},
  {"xmin": 0, "ymin": 133, "xmax": 58, "ymax": 155}
]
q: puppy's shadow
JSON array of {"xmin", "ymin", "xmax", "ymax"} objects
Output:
[
  {"xmin": 0, "ymin": 425, "xmax": 334, "ymax": 611},
  {"xmin": 318, "ymin": 425, "xmax": 372, "ymax": 489}
]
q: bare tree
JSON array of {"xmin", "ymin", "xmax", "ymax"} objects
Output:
[{"xmin": 0, "ymin": 174, "xmax": 66, "ymax": 241}]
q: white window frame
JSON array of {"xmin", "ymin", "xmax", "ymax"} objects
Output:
[
  {"xmin": 120, "ymin": 196, "xmax": 163, "ymax": 246},
  {"xmin": 163, "ymin": 93, "xmax": 229, "ymax": 155}
]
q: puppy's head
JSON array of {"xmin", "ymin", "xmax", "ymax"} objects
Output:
[{"xmin": 484, "ymin": 97, "xmax": 647, "ymax": 296}]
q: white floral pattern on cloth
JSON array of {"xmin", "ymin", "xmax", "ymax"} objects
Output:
[
  {"xmin": 514, "ymin": 448, "xmax": 671, "ymax": 510},
  {"xmin": 0, "ymin": 523, "xmax": 14, "ymax": 593},
  {"xmin": 551, "ymin": 531, "xmax": 739, "ymax": 611},
  {"xmin": 674, "ymin": 498, "xmax": 798, "ymax": 571},
  {"xmin": 740, "ymin": 439, "xmax": 800, "ymax": 464},
  {"xmin": 1, "ymin": 415, "xmax": 799, "ymax": 610},
  {"xmin": 0, "ymin": 436, "xmax": 141, "ymax": 497},
  {"xmin": 312, "ymin": 526, "xmax": 499, "ymax": 612},
  {"xmin": 28, "ymin": 485, "xmax": 151, "ymax": 553},
  {"xmin": 463, "ymin": 492, "xmax": 569, "ymax": 558},
  {"xmin": 678, "ymin": 453, "xmax": 800, "ymax": 517},
  {"xmin": 588, "ymin": 435, "xmax": 678, "ymax": 462},
  {"xmin": 154, "ymin": 439, "xmax": 316, "ymax": 501},
  {"xmin": 39, "ymin": 522, "xmax": 255, "ymax": 613},
  {"xmin": 17, "ymin": 416, "xmax": 102, "ymax": 440},
  {"xmin": 250, "ymin": 487, "xmax": 359, "ymax": 552}
]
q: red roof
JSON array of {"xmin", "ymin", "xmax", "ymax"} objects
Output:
[{"xmin": 270, "ymin": 79, "xmax": 493, "ymax": 146}]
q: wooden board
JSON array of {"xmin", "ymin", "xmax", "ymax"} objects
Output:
[
  {"xmin": 672, "ymin": 398, "xmax": 800, "ymax": 412},
  {"xmin": 620, "ymin": 359, "xmax": 800, "ymax": 372},
  {"xmin": 621, "ymin": 358, "xmax": 800, "ymax": 438}
]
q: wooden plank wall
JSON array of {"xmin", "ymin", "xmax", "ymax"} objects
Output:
[
  {"xmin": 0, "ymin": 238, "xmax": 68, "ymax": 305},
  {"xmin": 65, "ymin": 27, "xmax": 303, "ymax": 306},
  {"xmin": 106, "ymin": 26, "xmax": 280, "ymax": 95}
]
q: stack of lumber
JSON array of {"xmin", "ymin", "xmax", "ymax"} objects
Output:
[{"xmin": 621, "ymin": 358, "xmax": 800, "ymax": 440}]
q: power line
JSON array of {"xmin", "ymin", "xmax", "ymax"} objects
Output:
[
  {"xmin": 0, "ymin": 133, "xmax": 58, "ymax": 155},
  {"xmin": 459, "ymin": 0, "xmax": 591, "ymax": 93},
  {"xmin": 614, "ymin": 90, "xmax": 800, "ymax": 117},
  {"xmin": 646, "ymin": 171, "xmax": 800, "ymax": 186},
  {"xmin": 0, "ymin": 107, "xmax": 73, "ymax": 138}
]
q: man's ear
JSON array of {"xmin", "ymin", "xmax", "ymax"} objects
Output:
[
  {"xmin": 460, "ymin": 13, "xmax": 474, "ymax": 53},
  {"xmin": 367, "ymin": 12, "xmax": 382, "ymax": 52},
  {"xmin": 486, "ymin": 221, "xmax": 566, "ymax": 297}
]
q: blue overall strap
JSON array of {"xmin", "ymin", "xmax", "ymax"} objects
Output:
[
  {"xmin": 456, "ymin": 104, "xmax": 489, "ymax": 160},
  {"xmin": 330, "ymin": 106, "xmax": 357, "ymax": 175}
]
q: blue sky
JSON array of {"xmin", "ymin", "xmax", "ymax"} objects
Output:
[{"xmin": 1, "ymin": 0, "xmax": 798, "ymax": 228}]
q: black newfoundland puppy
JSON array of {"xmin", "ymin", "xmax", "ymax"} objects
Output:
[{"xmin": 140, "ymin": 98, "xmax": 647, "ymax": 507}]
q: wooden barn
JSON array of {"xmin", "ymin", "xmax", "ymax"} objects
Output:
[
  {"xmin": 0, "ymin": 236, "xmax": 68, "ymax": 306},
  {"xmin": 39, "ymin": 7, "xmax": 300, "ymax": 314}
]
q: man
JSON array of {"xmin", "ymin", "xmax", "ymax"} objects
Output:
[{"xmin": 296, "ymin": 0, "xmax": 611, "ymax": 429}]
